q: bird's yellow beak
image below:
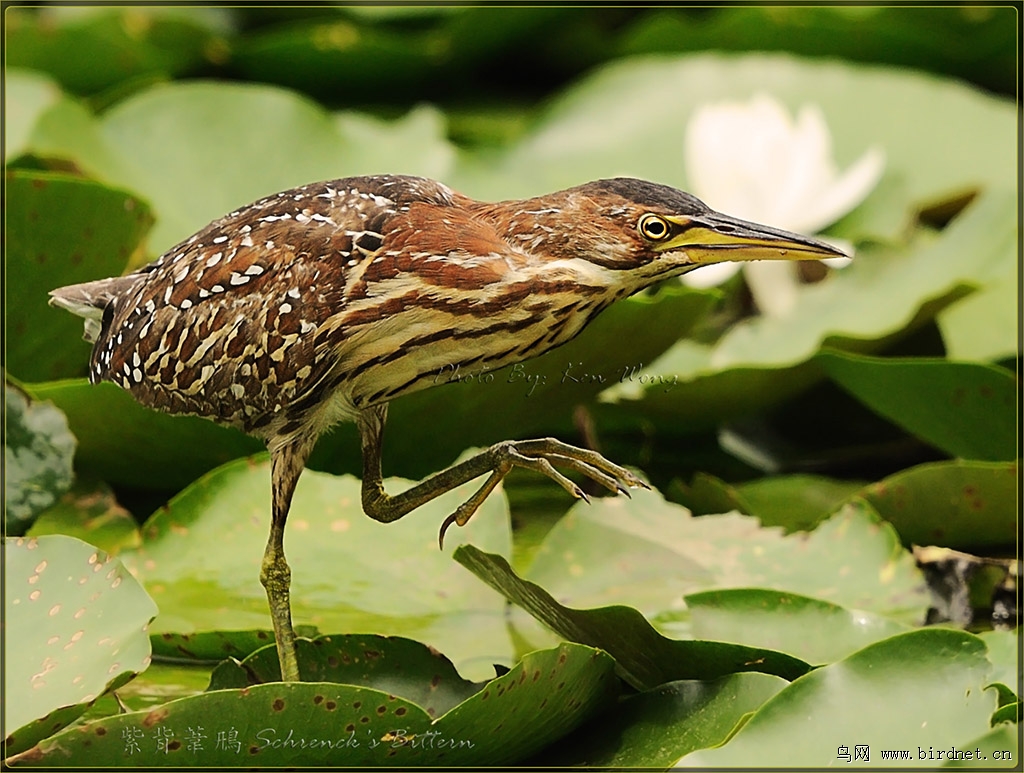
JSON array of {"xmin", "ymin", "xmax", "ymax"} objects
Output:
[{"xmin": 658, "ymin": 212, "xmax": 848, "ymax": 264}]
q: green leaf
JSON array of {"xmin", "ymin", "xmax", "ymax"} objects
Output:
[
  {"xmin": 454, "ymin": 544, "xmax": 811, "ymax": 690},
  {"xmin": 150, "ymin": 629, "xmax": 305, "ymax": 664},
  {"xmin": 667, "ymin": 471, "xmax": 750, "ymax": 517},
  {"xmin": 9, "ymin": 643, "xmax": 618, "ymax": 767},
  {"xmin": 28, "ymin": 94, "xmax": 135, "ymax": 184},
  {"xmin": 619, "ymin": 8, "xmax": 1016, "ymax": 97},
  {"xmin": 988, "ymin": 703, "xmax": 1020, "ymax": 727},
  {"xmin": 977, "ymin": 629, "xmax": 1019, "ymax": 703},
  {"xmin": 5, "ymin": 7, "xmax": 227, "ymax": 96},
  {"xmin": 85, "ymin": 661, "xmax": 213, "ymax": 719},
  {"xmin": 231, "ymin": 18, "xmax": 446, "ymax": 102},
  {"xmin": 94, "ymin": 82, "xmax": 354, "ymax": 253},
  {"xmin": 4, "ymin": 68, "xmax": 63, "ymax": 159},
  {"xmin": 488, "ymin": 52, "xmax": 1015, "ymax": 218},
  {"xmin": 819, "ymin": 350, "xmax": 1016, "ymax": 462},
  {"xmin": 547, "ymin": 673, "xmax": 787, "ymax": 768},
  {"xmin": 118, "ymin": 455, "xmax": 513, "ymax": 681},
  {"xmin": 331, "ymin": 104, "xmax": 457, "ymax": 181},
  {"xmin": 599, "ymin": 342, "xmax": 818, "ymax": 435},
  {"xmin": 683, "ymin": 191, "xmax": 1014, "ymax": 370},
  {"xmin": 26, "ymin": 479, "xmax": 141, "ymax": 555},
  {"xmin": 939, "ymin": 271, "xmax": 1018, "ymax": 363},
  {"xmin": 4, "ymin": 535, "xmax": 158, "ymax": 756},
  {"xmin": 514, "ymin": 489, "xmax": 926, "ymax": 642},
  {"xmin": 858, "ymin": 460, "xmax": 1017, "ymax": 549},
  {"xmin": 601, "ymin": 188, "xmax": 1015, "ymax": 428},
  {"xmin": 735, "ymin": 474, "xmax": 867, "ymax": 531},
  {"xmin": 5, "ymin": 170, "xmax": 153, "ymax": 382},
  {"xmin": 4, "ymin": 384, "xmax": 77, "ymax": 535},
  {"xmin": 941, "ymin": 724, "xmax": 1019, "ymax": 768},
  {"xmin": 208, "ymin": 635, "xmax": 483, "ymax": 720},
  {"xmin": 680, "ymin": 629, "xmax": 998, "ymax": 767},
  {"xmin": 686, "ymin": 589, "xmax": 909, "ymax": 665},
  {"xmin": 23, "ymin": 380, "xmax": 262, "ymax": 491}
]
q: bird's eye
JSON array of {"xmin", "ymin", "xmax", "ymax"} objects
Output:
[{"xmin": 638, "ymin": 214, "xmax": 671, "ymax": 241}]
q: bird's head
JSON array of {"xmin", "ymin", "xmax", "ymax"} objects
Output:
[{"xmin": 488, "ymin": 177, "xmax": 848, "ymax": 286}]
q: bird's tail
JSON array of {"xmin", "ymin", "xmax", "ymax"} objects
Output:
[{"xmin": 49, "ymin": 276, "xmax": 140, "ymax": 343}]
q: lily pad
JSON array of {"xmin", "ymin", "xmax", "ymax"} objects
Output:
[
  {"xmin": 5, "ymin": 7, "xmax": 227, "ymax": 96},
  {"xmin": 8, "ymin": 642, "xmax": 618, "ymax": 767},
  {"xmin": 686, "ymin": 588, "xmax": 909, "ymax": 665},
  {"xmin": 108, "ymin": 661, "xmax": 215, "ymax": 716},
  {"xmin": 976, "ymin": 629, "xmax": 1019, "ymax": 703},
  {"xmin": 208, "ymin": 634, "xmax": 483, "ymax": 719},
  {"xmin": 5, "ymin": 170, "xmax": 153, "ymax": 382},
  {"xmin": 486, "ymin": 52, "xmax": 1015, "ymax": 216},
  {"xmin": 818, "ymin": 350, "xmax": 1016, "ymax": 462},
  {"xmin": 680, "ymin": 629, "xmax": 998, "ymax": 767},
  {"xmin": 26, "ymin": 478, "xmax": 141, "ymax": 555},
  {"xmin": 454, "ymin": 544, "xmax": 811, "ymax": 690},
  {"xmin": 938, "ymin": 272, "xmax": 1019, "ymax": 363},
  {"xmin": 4, "ymin": 535, "xmax": 158, "ymax": 756},
  {"xmin": 735, "ymin": 474, "xmax": 868, "ymax": 531},
  {"xmin": 620, "ymin": 8, "xmax": 1016, "ymax": 96},
  {"xmin": 5, "ymin": 68, "xmax": 63, "ymax": 158},
  {"xmin": 604, "ymin": 188, "xmax": 1015, "ymax": 428},
  {"xmin": 231, "ymin": 17, "xmax": 446, "ymax": 102},
  {"xmin": 23, "ymin": 380, "xmax": 262, "ymax": 492},
  {"xmin": 149, "ymin": 629, "xmax": 303, "ymax": 664},
  {"xmin": 331, "ymin": 104, "xmax": 457, "ymax": 182},
  {"xmin": 510, "ymin": 488, "xmax": 926, "ymax": 644},
  {"xmin": 670, "ymin": 471, "xmax": 866, "ymax": 532},
  {"xmin": 857, "ymin": 460, "xmax": 1017, "ymax": 549},
  {"xmin": 5, "ymin": 384, "xmax": 77, "ymax": 536},
  {"xmin": 942, "ymin": 724, "xmax": 1019, "ymax": 768},
  {"xmin": 118, "ymin": 455, "xmax": 514, "ymax": 681},
  {"xmin": 546, "ymin": 672, "xmax": 787, "ymax": 768}
]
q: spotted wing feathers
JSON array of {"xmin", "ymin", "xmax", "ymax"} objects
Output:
[{"xmin": 49, "ymin": 176, "xmax": 453, "ymax": 434}]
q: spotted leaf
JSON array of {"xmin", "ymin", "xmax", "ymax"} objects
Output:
[{"xmin": 4, "ymin": 535, "xmax": 158, "ymax": 756}]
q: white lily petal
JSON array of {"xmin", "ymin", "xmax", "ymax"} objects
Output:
[
  {"xmin": 794, "ymin": 145, "xmax": 887, "ymax": 234},
  {"xmin": 681, "ymin": 261, "xmax": 742, "ymax": 289},
  {"xmin": 773, "ymin": 104, "xmax": 835, "ymax": 231},
  {"xmin": 685, "ymin": 94, "xmax": 885, "ymax": 232},
  {"xmin": 685, "ymin": 95, "xmax": 788, "ymax": 221},
  {"xmin": 683, "ymin": 94, "xmax": 884, "ymax": 309},
  {"xmin": 743, "ymin": 261, "xmax": 801, "ymax": 318}
]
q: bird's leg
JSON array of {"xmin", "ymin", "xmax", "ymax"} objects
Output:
[
  {"xmin": 262, "ymin": 439, "xmax": 313, "ymax": 682},
  {"xmin": 356, "ymin": 404, "xmax": 648, "ymax": 546}
]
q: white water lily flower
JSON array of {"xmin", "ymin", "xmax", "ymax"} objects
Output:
[{"xmin": 682, "ymin": 94, "xmax": 885, "ymax": 316}]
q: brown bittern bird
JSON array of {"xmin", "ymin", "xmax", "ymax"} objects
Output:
[{"xmin": 50, "ymin": 175, "xmax": 845, "ymax": 682}]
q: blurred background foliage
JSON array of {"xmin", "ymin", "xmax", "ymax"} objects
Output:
[{"xmin": 3, "ymin": 4, "xmax": 1019, "ymax": 768}]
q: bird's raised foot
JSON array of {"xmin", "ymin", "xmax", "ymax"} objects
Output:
[{"xmin": 438, "ymin": 437, "xmax": 648, "ymax": 548}]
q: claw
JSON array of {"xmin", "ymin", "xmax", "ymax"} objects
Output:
[
  {"xmin": 438, "ymin": 512, "xmax": 459, "ymax": 550},
  {"xmin": 434, "ymin": 439, "xmax": 646, "ymax": 549}
]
